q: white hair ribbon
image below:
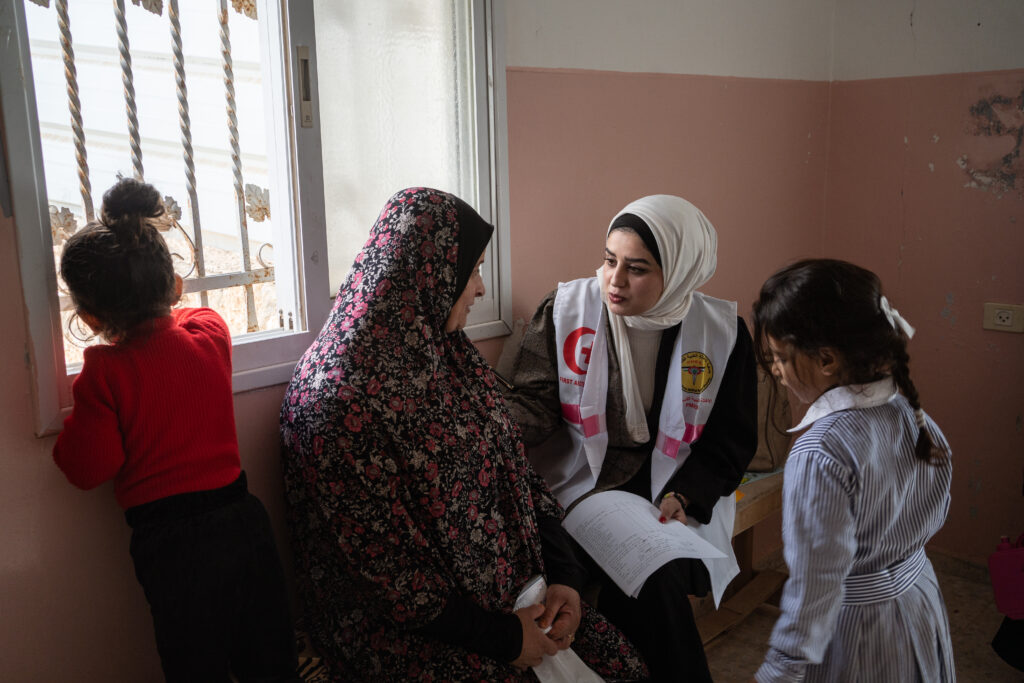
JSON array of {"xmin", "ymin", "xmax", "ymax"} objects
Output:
[{"xmin": 880, "ymin": 296, "xmax": 915, "ymax": 339}]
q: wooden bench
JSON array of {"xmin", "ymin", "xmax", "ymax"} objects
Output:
[{"xmin": 695, "ymin": 469, "xmax": 787, "ymax": 645}]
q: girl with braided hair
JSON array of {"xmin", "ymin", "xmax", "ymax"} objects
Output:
[
  {"xmin": 751, "ymin": 258, "xmax": 954, "ymax": 682},
  {"xmin": 53, "ymin": 178, "xmax": 298, "ymax": 682}
]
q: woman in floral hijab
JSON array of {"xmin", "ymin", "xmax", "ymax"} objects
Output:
[{"xmin": 280, "ymin": 188, "xmax": 647, "ymax": 681}]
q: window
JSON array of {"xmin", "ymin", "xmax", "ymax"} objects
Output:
[
  {"xmin": 312, "ymin": 0, "xmax": 511, "ymax": 337},
  {"xmin": 1, "ymin": 0, "xmax": 511, "ymax": 436}
]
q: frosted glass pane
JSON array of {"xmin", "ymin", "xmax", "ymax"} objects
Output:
[{"xmin": 313, "ymin": 0, "xmax": 479, "ymax": 294}]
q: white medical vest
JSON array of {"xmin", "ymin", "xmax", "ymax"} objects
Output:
[{"xmin": 528, "ymin": 277, "xmax": 740, "ymax": 605}]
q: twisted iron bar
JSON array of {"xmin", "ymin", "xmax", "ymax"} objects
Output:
[
  {"xmin": 114, "ymin": 0, "xmax": 143, "ymax": 180},
  {"xmin": 219, "ymin": 0, "xmax": 258, "ymax": 331},
  {"xmin": 169, "ymin": 0, "xmax": 208, "ymax": 305},
  {"xmin": 56, "ymin": 0, "xmax": 93, "ymax": 222}
]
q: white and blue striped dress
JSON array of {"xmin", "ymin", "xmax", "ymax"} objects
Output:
[{"xmin": 756, "ymin": 379, "xmax": 955, "ymax": 682}]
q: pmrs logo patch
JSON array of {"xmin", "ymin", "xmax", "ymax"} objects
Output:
[{"xmin": 680, "ymin": 352, "xmax": 713, "ymax": 394}]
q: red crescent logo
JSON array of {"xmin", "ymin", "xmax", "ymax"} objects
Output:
[{"xmin": 562, "ymin": 327, "xmax": 595, "ymax": 375}]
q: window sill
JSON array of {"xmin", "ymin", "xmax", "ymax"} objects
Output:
[{"xmin": 464, "ymin": 319, "xmax": 512, "ymax": 342}]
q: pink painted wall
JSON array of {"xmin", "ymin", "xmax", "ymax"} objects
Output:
[
  {"xmin": 823, "ymin": 69, "xmax": 1024, "ymax": 563},
  {"xmin": 504, "ymin": 68, "xmax": 831, "ymax": 325}
]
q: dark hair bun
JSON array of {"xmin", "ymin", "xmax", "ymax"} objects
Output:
[{"xmin": 100, "ymin": 177, "xmax": 164, "ymax": 245}]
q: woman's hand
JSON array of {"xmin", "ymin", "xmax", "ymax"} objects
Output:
[
  {"xmin": 540, "ymin": 583, "xmax": 581, "ymax": 650},
  {"xmin": 511, "ymin": 603, "xmax": 558, "ymax": 669},
  {"xmin": 659, "ymin": 492, "xmax": 688, "ymax": 524}
]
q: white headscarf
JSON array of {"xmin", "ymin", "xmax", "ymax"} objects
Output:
[{"xmin": 598, "ymin": 195, "xmax": 718, "ymax": 442}]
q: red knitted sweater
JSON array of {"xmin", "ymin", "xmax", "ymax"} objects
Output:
[{"xmin": 53, "ymin": 308, "xmax": 242, "ymax": 509}]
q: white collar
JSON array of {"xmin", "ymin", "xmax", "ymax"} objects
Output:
[{"xmin": 789, "ymin": 377, "xmax": 898, "ymax": 432}]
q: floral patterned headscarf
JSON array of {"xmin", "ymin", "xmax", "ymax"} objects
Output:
[{"xmin": 280, "ymin": 188, "xmax": 562, "ymax": 674}]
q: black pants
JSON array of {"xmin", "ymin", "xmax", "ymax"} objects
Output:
[
  {"xmin": 577, "ymin": 538, "xmax": 713, "ymax": 683},
  {"xmin": 992, "ymin": 616, "xmax": 1024, "ymax": 671},
  {"xmin": 127, "ymin": 472, "xmax": 299, "ymax": 682}
]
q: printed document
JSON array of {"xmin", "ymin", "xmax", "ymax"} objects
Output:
[{"xmin": 562, "ymin": 490, "xmax": 725, "ymax": 598}]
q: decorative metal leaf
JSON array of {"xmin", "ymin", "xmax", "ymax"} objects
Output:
[
  {"xmin": 152, "ymin": 196, "xmax": 179, "ymax": 232},
  {"xmin": 244, "ymin": 184, "xmax": 271, "ymax": 222},
  {"xmin": 162, "ymin": 195, "xmax": 182, "ymax": 221},
  {"xmin": 131, "ymin": 0, "xmax": 163, "ymax": 15},
  {"xmin": 231, "ymin": 0, "xmax": 257, "ymax": 20},
  {"xmin": 49, "ymin": 206, "xmax": 78, "ymax": 246}
]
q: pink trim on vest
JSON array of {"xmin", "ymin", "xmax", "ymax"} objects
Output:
[
  {"xmin": 560, "ymin": 403, "xmax": 582, "ymax": 423},
  {"xmin": 560, "ymin": 403, "xmax": 606, "ymax": 438},
  {"xmin": 655, "ymin": 423, "xmax": 706, "ymax": 458},
  {"xmin": 655, "ymin": 431, "xmax": 681, "ymax": 459},
  {"xmin": 683, "ymin": 422, "xmax": 705, "ymax": 444}
]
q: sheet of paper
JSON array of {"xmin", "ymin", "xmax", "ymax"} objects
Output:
[
  {"xmin": 514, "ymin": 575, "xmax": 548, "ymax": 614},
  {"xmin": 513, "ymin": 575, "xmax": 605, "ymax": 682},
  {"xmin": 563, "ymin": 490, "xmax": 726, "ymax": 598}
]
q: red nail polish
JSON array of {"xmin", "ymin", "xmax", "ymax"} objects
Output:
[{"xmin": 658, "ymin": 516, "xmax": 666, "ymax": 523}]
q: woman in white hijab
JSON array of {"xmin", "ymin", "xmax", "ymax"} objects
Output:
[{"xmin": 504, "ymin": 195, "xmax": 757, "ymax": 682}]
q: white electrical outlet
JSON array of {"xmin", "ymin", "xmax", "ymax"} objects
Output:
[{"xmin": 983, "ymin": 303, "xmax": 1024, "ymax": 333}]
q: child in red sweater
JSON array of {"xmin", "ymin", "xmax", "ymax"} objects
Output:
[{"xmin": 53, "ymin": 178, "xmax": 298, "ymax": 682}]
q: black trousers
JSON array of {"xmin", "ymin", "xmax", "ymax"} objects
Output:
[
  {"xmin": 992, "ymin": 616, "xmax": 1024, "ymax": 671},
  {"xmin": 576, "ymin": 538, "xmax": 714, "ymax": 683},
  {"xmin": 126, "ymin": 472, "xmax": 299, "ymax": 683}
]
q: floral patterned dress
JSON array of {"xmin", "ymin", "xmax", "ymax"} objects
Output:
[{"xmin": 280, "ymin": 188, "xmax": 647, "ymax": 682}]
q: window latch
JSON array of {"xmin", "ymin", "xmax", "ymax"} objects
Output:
[{"xmin": 297, "ymin": 46, "xmax": 313, "ymax": 128}]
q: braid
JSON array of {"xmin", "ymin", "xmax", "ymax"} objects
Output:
[{"xmin": 890, "ymin": 342, "xmax": 939, "ymax": 463}]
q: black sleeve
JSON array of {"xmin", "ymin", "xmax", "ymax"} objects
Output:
[
  {"xmin": 538, "ymin": 514, "xmax": 588, "ymax": 593},
  {"xmin": 660, "ymin": 317, "xmax": 757, "ymax": 524},
  {"xmin": 416, "ymin": 593, "xmax": 522, "ymax": 663}
]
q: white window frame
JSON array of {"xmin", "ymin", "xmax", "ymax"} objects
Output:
[
  {"xmin": 462, "ymin": 0, "xmax": 513, "ymax": 340},
  {"xmin": 1, "ymin": 0, "xmax": 511, "ymax": 436}
]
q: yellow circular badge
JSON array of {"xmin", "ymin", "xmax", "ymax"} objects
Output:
[{"xmin": 680, "ymin": 352, "xmax": 713, "ymax": 394}]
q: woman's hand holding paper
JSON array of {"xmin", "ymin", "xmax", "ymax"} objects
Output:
[
  {"xmin": 541, "ymin": 583, "xmax": 582, "ymax": 650},
  {"xmin": 659, "ymin": 492, "xmax": 688, "ymax": 524},
  {"xmin": 512, "ymin": 603, "xmax": 559, "ymax": 669}
]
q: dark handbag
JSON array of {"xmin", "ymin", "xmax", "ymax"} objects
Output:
[{"xmin": 989, "ymin": 533, "xmax": 1024, "ymax": 619}]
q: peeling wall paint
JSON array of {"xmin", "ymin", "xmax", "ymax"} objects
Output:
[
  {"xmin": 825, "ymin": 68, "xmax": 1024, "ymax": 564},
  {"xmin": 959, "ymin": 86, "xmax": 1024, "ymax": 196}
]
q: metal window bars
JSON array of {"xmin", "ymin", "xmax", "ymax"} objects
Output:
[{"xmin": 34, "ymin": 0, "xmax": 274, "ymax": 336}]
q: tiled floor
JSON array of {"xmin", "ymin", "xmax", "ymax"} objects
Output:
[{"xmin": 704, "ymin": 551, "xmax": 1023, "ymax": 682}]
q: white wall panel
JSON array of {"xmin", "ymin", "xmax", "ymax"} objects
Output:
[
  {"xmin": 832, "ymin": 0, "xmax": 1024, "ymax": 80},
  {"xmin": 505, "ymin": 0, "xmax": 835, "ymax": 80},
  {"xmin": 504, "ymin": 0, "xmax": 1024, "ymax": 81}
]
